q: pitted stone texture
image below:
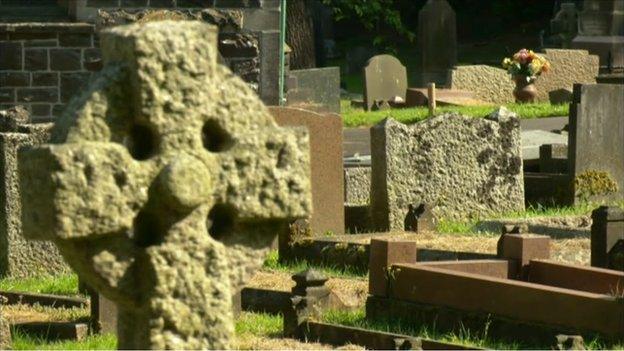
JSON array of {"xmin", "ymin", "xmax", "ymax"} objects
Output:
[
  {"xmin": 448, "ymin": 50, "xmax": 598, "ymax": 104},
  {"xmin": 19, "ymin": 21, "xmax": 311, "ymax": 350},
  {"xmin": 535, "ymin": 49, "xmax": 598, "ymax": 102},
  {"xmin": 344, "ymin": 166, "xmax": 371, "ymax": 206},
  {"xmin": 370, "ymin": 108, "xmax": 524, "ymax": 230},
  {"xmin": 448, "ymin": 65, "xmax": 514, "ymax": 104},
  {"xmin": 0, "ymin": 107, "xmax": 68, "ymax": 278}
]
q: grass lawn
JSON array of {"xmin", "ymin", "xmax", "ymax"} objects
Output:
[
  {"xmin": 322, "ymin": 309, "xmax": 624, "ymax": 350},
  {"xmin": 263, "ymin": 250, "xmax": 367, "ymax": 278},
  {"xmin": 0, "ymin": 274, "xmax": 79, "ymax": 296},
  {"xmin": 11, "ymin": 332, "xmax": 116, "ymax": 350},
  {"xmin": 436, "ymin": 201, "xmax": 624, "ymax": 235},
  {"xmin": 341, "ymin": 100, "xmax": 568, "ymax": 128}
]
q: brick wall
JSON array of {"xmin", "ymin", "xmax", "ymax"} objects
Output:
[
  {"xmin": 1, "ymin": 0, "xmax": 280, "ymax": 120},
  {"xmin": 0, "ymin": 23, "xmax": 98, "ymax": 121}
]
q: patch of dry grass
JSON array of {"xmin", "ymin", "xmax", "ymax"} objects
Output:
[{"xmin": 3, "ymin": 304, "xmax": 89, "ymax": 324}]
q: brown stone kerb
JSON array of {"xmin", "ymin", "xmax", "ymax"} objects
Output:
[{"xmin": 0, "ymin": 23, "xmax": 95, "ymax": 34}]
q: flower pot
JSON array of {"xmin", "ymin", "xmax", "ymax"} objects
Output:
[{"xmin": 513, "ymin": 76, "xmax": 538, "ymax": 103}]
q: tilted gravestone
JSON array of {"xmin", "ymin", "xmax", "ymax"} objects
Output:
[
  {"xmin": 416, "ymin": 0, "xmax": 457, "ymax": 86},
  {"xmin": 267, "ymin": 106, "xmax": 344, "ymax": 253},
  {"xmin": 18, "ymin": 21, "xmax": 311, "ymax": 349},
  {"xmin": 370, "ymin": 107, "xmax": 524, "ymax": 231},
  {"xmin": 363, "ymin": 55, "xmax": 407, "ymax": 111},
  {"xmin": 569, "ymin": 83, "xmax": 624, "ymax": 203}
]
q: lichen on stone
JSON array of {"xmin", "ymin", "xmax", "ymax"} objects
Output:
[{"xmin": 574, "ymin": 170, "xmax": 619, "ymax": 200}]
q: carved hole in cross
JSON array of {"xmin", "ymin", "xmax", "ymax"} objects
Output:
[
  {"xmin": 202, "ymin": 120, "xmax": 234, "ymax": 152},
  {"xmin": 207, "ymin": 204, "xmax": 237, "ymax": 241},
  {"xmin": 132, "ymin": 210, "xmax": 164, "ymax": 248},
  {"xmin": 124, "ymin": 124, "xmax": 159, "ymax": 160}
]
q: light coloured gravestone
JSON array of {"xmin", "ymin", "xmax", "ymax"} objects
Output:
[
  {"xmin": 18, "ymin": 21, "xmax": 311, "ymax": 349},
  {"xmin": 363, "ymin": 54, "xmax": 407, "ymax": 111},
  {"xmin": 417, "ymin": 0, "xmax": 457, "ymax": 86},
  {"xmin": 370, "ymin": 107, "xmax": 524, "ymax": 230},
  {"xmin": 448, "ymin": 49, "xmax": 598, "ymax": 104}
]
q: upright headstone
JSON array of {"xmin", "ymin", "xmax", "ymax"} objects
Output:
[
  {"xmin": 0, "ymin": 106, "xmax": 69, "ymax": 278},
  {"xmin": 18, "ymin": 21, "xmax": 311, "ymax": 349},
  {"xmin": 370, "ymin": 108, "xmax": 524, "ymax": 231},
  {"xmin": 591, "ymin": 206, "xmax": 624, "ymax": 271},
  {"xmin": 363, "ymin": 55, "xmax": 407, "ymax": 111},
  {"xmin": 568, "ymin": 83, "xmax": 624, "ymax": 203},
  {"xmin": 286, "ymin": 67, "xmax": 341, "ymax": 113},
  {"xmin": 547, "ymin": 3, "xmax": 579, "ymax": 48},
  {"xmin": 571, "ymin": 0, "xmax": 624, "ymax": 69},
  {"xmin": 268, "ymin": 106, "xmax": 344, "ymax": 245},
  {"xmin": 416, "ymin": 0, "xmax": 457, "ymax": 86}
]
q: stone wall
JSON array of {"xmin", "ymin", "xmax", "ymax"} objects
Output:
[
  {"xmin": 0, "ymin": 23, "xmax": 98, "ymax": 121},
  {"xmin": 0, "ymin": 1, "xmax": 280, "ymax": 120},
  {"xmin": 448, "ymin": 49, "xmax": 599, "ymax": 104}
]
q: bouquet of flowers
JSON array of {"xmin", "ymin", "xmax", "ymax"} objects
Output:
[{"xmin": 502, "ymin": 49, "xmax": 550, "ymax": 83}]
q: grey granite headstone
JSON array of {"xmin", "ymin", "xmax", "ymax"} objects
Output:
[
  {"xmin": 547, "ymin": 3, "xmax": 578, "ymax": 48},
  {"xmin": 416, "ymin": 0, "xmax": 457, "ymax": 86},
  {"xmin": 569, "ymin": 83, "xmax": 624, "ymax": 203},
  {"xmin": 363, "ymin": 54, "xmax": 407, "ymax": 111},
  {"xmin": 571, "ymin": 0, "xmax": 624, "ymax": 69},
  {"xmin": 370, "ymin": 107, "xmax": 524, "ymax": 231}
]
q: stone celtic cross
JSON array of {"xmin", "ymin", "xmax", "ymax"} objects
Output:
[{"xmin": 18, "ymin": 21, "xmax": 311, "ymax": 349}]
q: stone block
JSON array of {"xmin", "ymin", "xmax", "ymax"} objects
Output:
[
  {"xmin": 591, "ymin": 206, "xmax": 624, "ymax": 271},
  {"xmin": 0, "ymin": 72, "xmax": 29, "ymax": 87},
  {"xmin": 498, "ymin": 233, "xmax": 551, "ymax": 278},
  {"xmin": 344, "ymin": 166, "xmax": 370, "ymax": 206},
  {"xmin": 286, "ymin": 67, "xmax": 340, "ymax": 114},
  {"xmin": 31, "ymin": 104, "xmax": 51, "ymax": 118},
  {"xmin": 269, "ymin": 107, "xmax": 344, "ymax": 236},
  {"xmin": 448, "ymin": 65, "xmax": 514, "ymax": 104},
  {"xmin": 17, "ymin": 88, "xmax": 58, "ymax": 103},
  {"xmin": 218, "ymin": 33, "xmax": 259, "ymax": 57},
  {"xmin": 363, "ymin": 54, "xmax": 407, "ymax": 111},
  {"xmin": 0, "ymin": 89, "xmax": 14, "ymax": 103},
  {"xmin": 50, "ymin": 48, "xmax": 82, "ymax": 71},
  {"xmin": 120, "ymin": 0, "xmax": 148, "ymax": 6},
  {"xmin": 449, "ymin": 50, "xmax": 599, "ymax": 104},
  {"xmin": 60, "ymin": 72, "xmax": 92, "ymax": 103},
  {"xmin": 569, "ymin": 84, "xmax": 624, "ymax": 203},
  {"xmin": 59, "ymin": 33, "xmax": 93, "ymax": 47},
  {"xmin": 370, "ymin": 108, "xmax": 524, "ymax": 230},
  {"xmin": 24, "ymin": 48, "xmax": 48, "ymax": 71},
  {"xmin": 535, "ymin": 49, "xmax": 599, "ymax": 102},
  {"xmin": 368, "ymin": 239, "xmax": 417, "ymax": 297},
  {"xmin": 31, "ymin": 72, "xmax": 59, "ymax": 87},
  {"xmin": 149, "ymin": 0, "xmax": 176, "ymax": 6},
  {"xmin": 0, "ymin": 41, "xmax": 22, "ymax": 70}
]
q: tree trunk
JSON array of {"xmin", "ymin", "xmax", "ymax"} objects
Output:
[{"xmin": 286, "ymin": 0, "xmax": 316, "ymax": 69}]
